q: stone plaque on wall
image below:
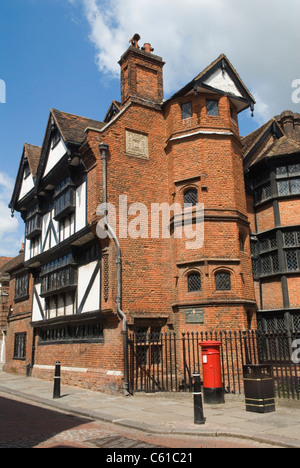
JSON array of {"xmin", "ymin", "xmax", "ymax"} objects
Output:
[
  {"xmin": 126, "ymin": 130, "xmax": 149, "ymax": 159},
  {"xmin": 185, "ymin": 308, "xmax": 204, "ymax": 324}
]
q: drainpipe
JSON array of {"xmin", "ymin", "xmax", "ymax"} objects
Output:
[{"xmin": 99, "ymin": 143, "xmax": 130, "ymax": 396}]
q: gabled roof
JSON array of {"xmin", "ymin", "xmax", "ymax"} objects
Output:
[
  {"xmin": 24, "ymin": 143, "xmax": 41, "ymax": 179},
  {"xmin": 242, "ymin": 118, "xmax": 283, "ymax": 158},
  {"xmin": 34, "ymin": 108, "xmax": 105, "ymax": 188},
  {"xmin": 166, "ymin": 54, "xmax": 255, "ymax": 114},
  {"xmin": 103, "ymin": 100, "xmax": 122, "ymax": 123},
  {"xmin": 51, "ymin": 108, "xmax": 105, "ymax": 145},
  {"xmin": 9, "ymin": 143, "xmax": 42, "ymax": 210},
  {"xmin": 10, "ymin": 108, "xmax": 105, "ymax": 211},
  {"xmin": 243, "ymin": 111, "xmax": 300, "ymax": 170}
]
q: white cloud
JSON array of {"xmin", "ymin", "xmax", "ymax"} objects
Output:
[
  {"xmin": 0, "ymin": 172, "xmax": 21, "ymax": 257},
  {"xmin": 70, "ymin": 0, "xmax": 300, "ymax": 125}
]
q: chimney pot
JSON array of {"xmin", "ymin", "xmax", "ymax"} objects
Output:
[
  {"xmin": 142, "ymin": 43, "xmax": 154, "ymax": 54},
  {"xmin": 129, "ymin": 34, "xmax": 141, "ymax": 48}
]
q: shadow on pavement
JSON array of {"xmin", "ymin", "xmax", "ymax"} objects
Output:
[{"xmin": 0, "ymin": 395, "xmax": 93, "ymax": 448}]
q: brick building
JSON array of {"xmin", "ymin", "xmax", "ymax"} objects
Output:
[
  {"xmin": 243, "ymin": 110, "xmax": 300, "ymax": 332},
  {"xmin": 0, "ymin": 257, "xmax": 12, "ymax": 363},
  {"xmin": 6, "ymin": 37, "xmax": 260, "ymax": 393}
]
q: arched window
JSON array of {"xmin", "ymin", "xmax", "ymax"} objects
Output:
[
  {"xmin": 184, "ymin": 188, "xmax": 198, "ymax": 206},
  {"xmin": 215, "ymin": 271, "xmax": 231, "ymax": 291},
  {"xmin": 187, "ymin": 272, "xmax": 201, "ymax": 292}
]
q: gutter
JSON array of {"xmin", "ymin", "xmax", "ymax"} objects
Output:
[{"xmin": 99, "ymin": 143, "xmax": 130, "ymax": 396}]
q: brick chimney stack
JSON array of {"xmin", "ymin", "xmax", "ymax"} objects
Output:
[
  {"xmin": 279, "ymin": 111, "xmax": 300, "ymax": 144},
  {"xmin": 119, "ymin": 35, "xmax": 165, "ymax": 107}
]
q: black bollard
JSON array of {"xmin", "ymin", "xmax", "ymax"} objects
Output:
[
  {"xmin": 53, "ymin": 361, "xmax": 61, "ymax": 399},
  {"xmin": 193, "ymin": 372, "xmax": 205, "ymax": 425}
]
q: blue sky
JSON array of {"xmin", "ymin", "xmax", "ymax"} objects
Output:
[{"xmin": 0, "ymin": 0, "xmax": 299, "ymax": 256}]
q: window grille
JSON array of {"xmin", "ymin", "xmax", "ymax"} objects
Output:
[
  {"xmin": 184, "ymin": 189, "xmax": 198, "ymax": 206},
  {"xmin": 215, "ymin": 272, "xmax": 231, "ymax": 291},
  {"xmin": 187, "ymin": 272, "xmax": 201, "ymax": 292}
]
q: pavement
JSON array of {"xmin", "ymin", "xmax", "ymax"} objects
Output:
[{"xmin": 0, "ymin": 368, "xmax": 300, "ymax": 448}]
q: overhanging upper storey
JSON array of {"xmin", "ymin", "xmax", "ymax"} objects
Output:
[{"xmin": 167, "ymin": 54, "xmax": 256, "ymax": 115}]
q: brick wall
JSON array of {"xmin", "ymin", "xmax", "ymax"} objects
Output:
[
  {"xmin": 279, "ymin": 199, "xmax": 300, "ymax": 226},
  {"xmin": 287, "ymin": 276, "xmax": 300, "ymax": 308},
  {"xmin": 261, "ymin": 280, "xmax": 283, "ymax": 310}
]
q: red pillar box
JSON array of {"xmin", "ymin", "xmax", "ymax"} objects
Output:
[{"xmin": 199, "ymin": 341, "xmax": 224, "ymax": 404}]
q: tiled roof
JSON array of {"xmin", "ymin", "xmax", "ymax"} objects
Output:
[
  {"xmin": 0, "ymin": 252, "xmax": 24, "ymax": 275},
  {"xmin": 241, "ymin": 119, "xmax": 276, "ymax": 156},
  {"xmin": 51, "ymin": 108, "xmax": 106, "ymax": 144},
  {"xmin": 242, "ymin": 111, "xmax": 300, "ymax": 168},
  {"xmin": 24, "ymin": 143, "xmax": 41, "ymax": 178}
]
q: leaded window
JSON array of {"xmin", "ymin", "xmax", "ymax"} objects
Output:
[
  {"xmin": 286, "ymin": 250, "xmax": 299, "ymax": 271},
  {"xmin": 15, "ymin": 273, "xmax": 29, "ymax": 301},
  {"xmin": 187, "ymin": 272, "xmax": 201, "ymax": 292},
  {"xmin": 39, "ymin": 323, "xmax": 104, "ymax": 344},
  {"xmin": 215, "ymin": 272, "xmax": 231, "ymax": 291},
  {"xmin": 181, "ymin": 102, "xmax": 192, "ymax": 119},
  {"xmin": 276, "ymin": 163, "xmax": 300, "ymax": 196},
  {"xmin": 41, "ymin": 253, "xmax": 77, "ymax": 298},
  {"xmin": 206, "ymin": 100, "xmax": 219, "ymax": 116},
  {"xmin": 283, "ymin": 232, "xmax": 300, "ymax": 247},
  {"xmin": 53, "ymin": 177, "xmax": 76, "ymax": 221},
  {"xmin": 13, "ymin": 333, "xmax": 26, "ymax": 360},
  {"xmin": 184, "ymin": 188, "xmax": 198, "ymax": 207},
  {"xmin": 255, "ymin": 183, "xmax": 272, "ymax": 203}
]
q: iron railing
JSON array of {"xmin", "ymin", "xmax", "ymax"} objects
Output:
[{"xmin": 128, "ymin": 329, "xmax": 300, "ymax": 399}]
